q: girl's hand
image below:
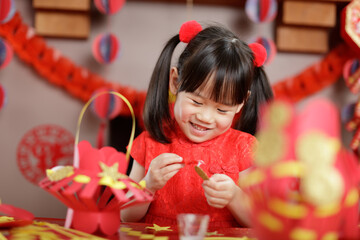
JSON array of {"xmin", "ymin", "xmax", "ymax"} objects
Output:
[
  {"xmin": 144, "ymin": 153, "xmax": 184, "ymax": 193},
  {"xmin": 202, "ymin": 174, "xmax": 237, "ymax": 208}
]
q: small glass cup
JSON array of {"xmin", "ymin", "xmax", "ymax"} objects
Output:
[{"xmin": 177, "ymin": 213, "xmax": 209, "ymax": 240}]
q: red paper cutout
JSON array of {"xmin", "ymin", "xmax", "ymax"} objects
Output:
[{"xmin": 16, "ymin": 125, "xmax": 74, "ymax": 185}]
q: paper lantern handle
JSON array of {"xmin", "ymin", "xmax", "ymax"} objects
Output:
[{"xmin": 74, "ymin": 91, "xmax": 136, "ymax": 163}]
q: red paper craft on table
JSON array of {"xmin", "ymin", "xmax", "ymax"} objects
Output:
[
  {"xmin": 39, "ymin": 91, "xmax": 153, "ymax": 236},
  {"xmin": 0, "ymin": 202, "xmax": 34, "ymax": 228},
  {"xmin": 239, "ymin": 98, "xmax": 360, "ymax": 240}
]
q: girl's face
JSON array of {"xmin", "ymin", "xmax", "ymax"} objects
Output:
[{"xmin": 171, "ymin": 72, "xmax": 243, "ymax": 143}]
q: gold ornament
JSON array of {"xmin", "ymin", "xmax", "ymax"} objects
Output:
[{"xmin": 254, "ymin": 129, "xmax": 286, "ymax": 167}]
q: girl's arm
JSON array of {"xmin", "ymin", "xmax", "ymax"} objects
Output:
[
  {"xmin": 226, "ymin": 185, "xmax": 251, "ymax": 226},
  {"xmin": 121, "ymin": 160, "xmax": 151, "ymax": 222}
]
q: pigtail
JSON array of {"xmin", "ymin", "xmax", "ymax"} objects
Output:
[
  {"xmin": 143, "ymin": 35, "xmax": 180, "ymax": 143},
  {"xmin": 236, "ymin": 67, "xmax": 273, "ymax": 135}
]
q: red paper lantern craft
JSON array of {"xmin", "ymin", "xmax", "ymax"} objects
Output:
[
  {"xmin": 94, "ymin": 0, "xmax": 125, "ymax": 15},
  {"xmin": 0, "ymin": 0, "xmax": 15, "ymax": 24},
  {"xmin": 0, "ymin": 37, "xmax": 13, "ymax": 69},
  {"xmin": 239, "ymin": 99, "xmax": 360, "ymax": 240},
  {"xmin": 39, "ymin": 91, "xmax": 153, "ymax": 236},
  {"xmin": 92, "ymin": 33, "xmax": 119, "ymax": 64}
]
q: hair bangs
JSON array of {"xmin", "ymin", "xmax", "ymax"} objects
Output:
[
  {"xmin": 178, "ymin": 46, "xmax": 217, "ymax": 94},
  {"xmin": 205, "ymin": 53, "xmax": 251, "ymax": 106}
]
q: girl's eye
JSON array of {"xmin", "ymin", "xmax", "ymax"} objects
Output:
[
  {"xmin": 217, "ymin": 109, "xmax": 228, "ymax": 113},
  {"xmin": 192, "ymin": 100, "xmax": 202, "ymax": 105}
]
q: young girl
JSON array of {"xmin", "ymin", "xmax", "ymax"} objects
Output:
[{"xmin": 121, "ymin": 21, "xmax": 273, "ymax": 228}]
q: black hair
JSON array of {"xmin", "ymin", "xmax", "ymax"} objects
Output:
[{"xmin": 143, "ymin": 24, "xmax": 273, "ymax": 143}]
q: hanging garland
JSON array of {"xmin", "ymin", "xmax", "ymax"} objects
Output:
[
  {"xmin": 0, "ymin": 12, "xmax": 356, "ymax": 128},
  {"xmin": 272, "ymin": 43, "xmax": 356, "ymax": 102},
  {"xmin": 0, "ymin": 12, "xmax": 146, "ymax": 126}
]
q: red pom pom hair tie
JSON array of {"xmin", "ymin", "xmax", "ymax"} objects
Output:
[
  {"xmin": 249, "ymin": 42, "xmax": 267, "ymax": 67},
  {"xmin": 179, "ymin": 20, "xmax": 203, "ymax": 43}
]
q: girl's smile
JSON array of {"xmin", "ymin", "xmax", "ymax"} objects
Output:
[
  {"xmin": 172, "ymin": 90, "xmax": 242, "ymax": 143},
  {"xmin": 189, "ymin": 121, "xmax": 211, "ymax": 136}
]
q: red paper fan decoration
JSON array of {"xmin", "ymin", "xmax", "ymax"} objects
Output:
[
  {"xmin": 16, "ymin": 125, "xmax": 74, "ymax": 185},
  {"xmin": 92, "ymin": 33, "xmax": 120, "ymax": 64},
  {"xmin": 0, "ymin": 0, "xmax": 16, "ymax": 24},
  {"xmin": 94, "ymin": 0, "xmax": 125, "ymax": 15},
  {"xmin": 0, "ymin": 38, "xmax": 13, "ymax": 69}
]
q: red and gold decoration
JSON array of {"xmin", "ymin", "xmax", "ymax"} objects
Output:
[
  {"xmin": 39, "ymin": 92, "xmax": 153, "ymax": 236},
  {"xmin": 0, "ymin": 201, "xmax": 34, "ymax": 228},
  {"xmin": 341, "ymin": 0, "xmax": 360, "ymax": 55},
  {"xmin": 16, "ymin": 125, "xmax": 74, "ymax": 185},
  {"xmin": 240, "ymin": 99, "xmax": 360, "ymax": 240},
  {"xmin": 342, "ymin": 57, "xmax": 360, "ymax": 155},
  {"xmin": 0, "ymin": 202, "xmax": 106, "ymax": 239}
]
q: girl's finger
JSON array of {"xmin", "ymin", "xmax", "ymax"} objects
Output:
[
  {"xmin": 162, "ymin": 163, "xmax": 184, "ymax": 174},
  {"xmin": 163, "ymin": 169, "xmax": 181, "ymax": 181},
  {"xmin": 203, "ymin": 185, "xmax": 224, "ymax": 198},
  {"xmin": 205, "ymin": 194, "xmax": 227, "ymax": 207}
]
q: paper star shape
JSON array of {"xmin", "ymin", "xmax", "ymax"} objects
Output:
[
  {"xmin": 98, "ymin": 162, "xmax": 126, "ymax": 181},
  {"xmin": 145, "ymin": 224, "xmax": 172, "ymax": 232}
]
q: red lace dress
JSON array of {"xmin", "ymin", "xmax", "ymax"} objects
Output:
[{"xmin": 130, "ymin": 124, "xmax": 255, "ymax": 228}]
